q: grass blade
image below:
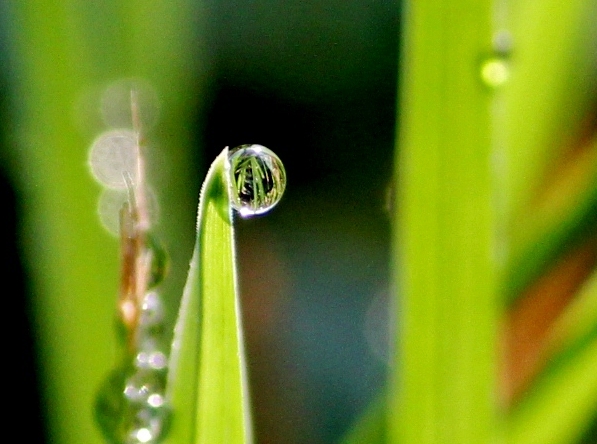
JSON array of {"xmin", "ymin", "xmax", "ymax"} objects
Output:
[
  {"xmin": 165, "ymin": 148, "xmax": 252, "ymax": 444},
  {"xmin": 389, "ymin": 1, "xmax": 498, "ymax": 443}
]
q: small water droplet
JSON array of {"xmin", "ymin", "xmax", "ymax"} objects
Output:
[
  {"xmin": 131, "ymin": 427, "xmax": 154, "ymax": 444},
  {"xmin": 95, "ymin": 366, "xmax": 170, "ymax": 444},
  {"xmin": 147, "ymin": 393, "xmax": 166, "ymax": 408},
  {"xmin": 480, "ymin": 29, "xmax": 512, "ymax": 89},
  {"xmin": 228, "ymin": 144, "xmax": 287, "ymax": 217},
  {"xmin": 135, "ymin": 344, "xmax": 168, "ymax": 371},
  {"xmin": 139, "ymin": 291, "xmax": 165, "ymax": 327},
  {"xmin": 89, "ymin": 129, "xmax": 138, "ymax": 189},
  {"xmin": 480, "ymin": 57, "xmax": 510, "ymax": 88},
  {"xmin": 146, "ymin": 235, "xmax": 169, "ymax": 288},
  {"xmin": 492, "ymin": 30, "xmax": 513, "ymax": 55},
  {"xmin": 123, "ymin": 369, "xmax": 165, "ymax": 403}
]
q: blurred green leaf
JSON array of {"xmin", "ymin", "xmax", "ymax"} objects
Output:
[
  {"xmin": 165, "ymin": 148, "xmax": 252, "ymax": 444},
  {"xmin": 8, "ymin": 1, "xmax": 202, "ymax": 442},
  {"xmin": 389, "ymin": 1, "xmax": 498, "ymax": 443},
  {"xmin": 505, "ymin": 139, "xmax": 597, "ymax": 302},
  {"xmin": 542, "ymin": 250, "xmax": 597, "ymax": 359},
  {"xmin": 505, "ymin": 0, "xmax": 597, "ymax": 219},
  {"xmin": 506, "ymin": 333, "xmax": 597, "ymax": 444}
]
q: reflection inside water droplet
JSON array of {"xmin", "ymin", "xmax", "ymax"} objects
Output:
[
  {"xmin": 139, "ymin": 291, "xmax": 165, "ymax": 327},
  {"xmin": 145, "ymin": 236, "xmax": 168, "ymax": 289},
  {"xmin": 228, "ymin": 144, "xmax": 287, "ymax": 218}
]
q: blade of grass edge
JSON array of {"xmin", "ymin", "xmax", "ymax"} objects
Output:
[{"xmin": 165, "ymin": 148, "xmax": 252, "ymax": 444}]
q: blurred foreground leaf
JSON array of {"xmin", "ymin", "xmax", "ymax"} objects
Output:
[{"xmin": 8, "ymin": 1, "xmax": 201, "ymax": 442}]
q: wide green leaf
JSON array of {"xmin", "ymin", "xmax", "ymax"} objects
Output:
[
  {"xmin": 390, "ymin": 1, "xmax": 498, "ymax": 443},
  {"xmin": 165, "ymin": 148, "xmax": 252, "ymax": 444}
]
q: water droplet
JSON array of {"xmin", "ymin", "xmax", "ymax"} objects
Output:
[
  {"xmin": 228, "ymin": 144, "xmax": 287, "ymax": 217},
  {"xmin": 95, "ymin": 366, "xmax": 170, "ymax": 444},
  {"xmin": 480, "ymin": 57, "xmax": 510, "ymax": 88},
  {"xmin": 135, "ymin": 335, "xmax": 168, "ymax": 371},
  {"xmin": 123, "ymin": 369, "xmax": 166, "ymax": 403},
  {"xmin": 89, "ymin": 129, "xmax": 138, "ymax": 189},
  {"xmin": 480, "ymin": 30, "xmax": 512, "ymax": 89},
  {"xmin": 131, "ymin": 427, "xmax": 154, "ymax": 443},
  {"xmin": 145, "ymin": 235, "xmax": 169, "ymax": 288},
  {"xmin": 492, "ymin": 30, "xmax": 513, "ymax": 55},
  {"xmin": 147, "ymin": 393, "xmax": 166, "ymax": 408},
  {"xmin": 136, "ymin": 349, "xmax": 168, "ymax": 371},
  {"xmin": 139, "ymin": 291, "xmax": 165, "ymax": 327}
]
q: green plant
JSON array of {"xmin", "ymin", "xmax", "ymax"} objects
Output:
[
  {"xmin": 6, "ymin": 0, "xmax": 597, "ymax": 443},
  {"xmin": 344, "ymin": 1, "xmax": 597, "ymax": 443},
  {"xmin": 8, "ymin": 2, "xmax": 201, "ymax": 442},
  {"xmin": 165, "ymin": 148, "xmax": 252, "ymax": 444}
]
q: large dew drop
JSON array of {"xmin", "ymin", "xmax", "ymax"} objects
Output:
[{"xmin": 228, "ymin": 144, "xmax": 286, "ymax": 218}]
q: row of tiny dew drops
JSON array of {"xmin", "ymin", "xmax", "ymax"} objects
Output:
[{"xmin": 88, "ymin": 92, "xmax": 286, "ymax": 444}]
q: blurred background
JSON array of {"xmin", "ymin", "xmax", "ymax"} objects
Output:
[
  {"xmin": 5, "ymin": 1, "xmax": 597, "ymax": 443},
  {"xmin": 1, "ymin": 1, "xmax": 399, "ymax": 443}
]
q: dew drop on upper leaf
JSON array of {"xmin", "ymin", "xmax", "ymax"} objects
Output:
[
  {"xmin": 480, "ymin": 29, "xmax": 512, "ymax": 89},
  {"xmin": 228, "ymin": 144, "xmax": 287, "ymax": 218}
]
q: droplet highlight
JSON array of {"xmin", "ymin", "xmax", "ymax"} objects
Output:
[{"xmin": 228, "ymin": 144, "xmax": 287, "ymax": 217}]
